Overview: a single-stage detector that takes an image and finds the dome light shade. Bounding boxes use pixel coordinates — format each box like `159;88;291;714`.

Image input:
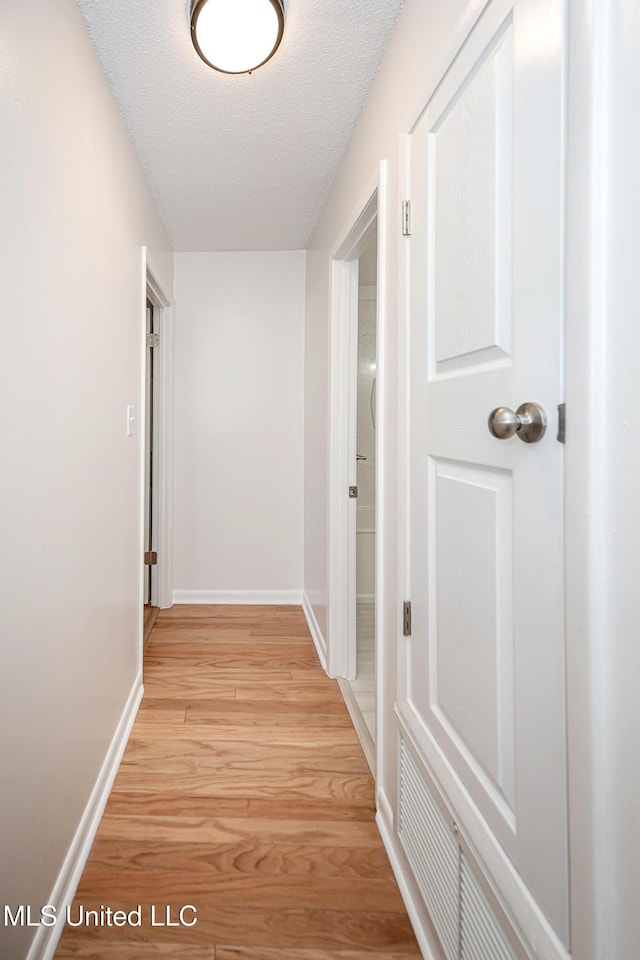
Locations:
191;0;285;75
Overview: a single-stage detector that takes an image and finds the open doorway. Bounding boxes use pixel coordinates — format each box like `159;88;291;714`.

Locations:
345;230;377;750
327;170;385;775
143;297;159;641
141;256;175;650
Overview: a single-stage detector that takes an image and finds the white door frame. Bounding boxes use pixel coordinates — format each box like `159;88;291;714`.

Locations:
328;163;387;682
139;249;174;634
564;2;640;955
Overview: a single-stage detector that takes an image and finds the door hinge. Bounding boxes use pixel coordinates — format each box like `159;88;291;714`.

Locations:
144;551;158;565
402;200;411;236
348;485;358;499
146;333;159;349
557;403;566;444
403;601;412;637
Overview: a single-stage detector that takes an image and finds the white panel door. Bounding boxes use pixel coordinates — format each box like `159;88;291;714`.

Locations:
400;0;568;942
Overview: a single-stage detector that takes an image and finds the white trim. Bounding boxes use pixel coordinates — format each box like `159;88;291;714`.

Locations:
27;677;143;960
147;255;175;610
172;589;303;605
377;783;394;829
328;256;359;679
328;167;383;682
302;590;328;671
372;159;389;801
141;249;175;616
330;172;380;261
338;678;375;774
564;3;638;954
397;129;412;661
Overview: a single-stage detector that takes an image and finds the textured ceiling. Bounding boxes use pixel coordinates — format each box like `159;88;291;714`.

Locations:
76;0;405;250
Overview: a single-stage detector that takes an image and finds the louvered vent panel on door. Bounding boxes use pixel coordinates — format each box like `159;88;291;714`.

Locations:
398;736;460;960
460;853;521;960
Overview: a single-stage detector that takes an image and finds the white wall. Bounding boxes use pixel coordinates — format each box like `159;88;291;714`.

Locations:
173;252;305;601
0;1;172;957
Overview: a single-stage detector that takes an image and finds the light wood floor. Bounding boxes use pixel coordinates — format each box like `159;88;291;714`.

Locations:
55;605;421;959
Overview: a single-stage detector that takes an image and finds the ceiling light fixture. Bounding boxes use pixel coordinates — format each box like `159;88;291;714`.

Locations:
191;0;285;75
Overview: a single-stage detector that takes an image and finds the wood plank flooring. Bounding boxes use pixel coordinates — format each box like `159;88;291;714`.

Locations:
55;605;421;959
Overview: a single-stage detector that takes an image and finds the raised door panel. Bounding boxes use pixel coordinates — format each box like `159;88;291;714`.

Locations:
432;26;512;373
429;461;515;820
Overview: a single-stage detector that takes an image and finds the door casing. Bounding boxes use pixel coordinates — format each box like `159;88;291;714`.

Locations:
139;250;174;657
327;162;389;717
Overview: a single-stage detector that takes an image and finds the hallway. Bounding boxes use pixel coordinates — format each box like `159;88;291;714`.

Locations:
55;606;421;958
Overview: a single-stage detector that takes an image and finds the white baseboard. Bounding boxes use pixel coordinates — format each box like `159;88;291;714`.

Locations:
337;678;375;775
377;784;394;828
27;675;143;960
376;800;440;960
302;591;327;671
172;589;303;605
